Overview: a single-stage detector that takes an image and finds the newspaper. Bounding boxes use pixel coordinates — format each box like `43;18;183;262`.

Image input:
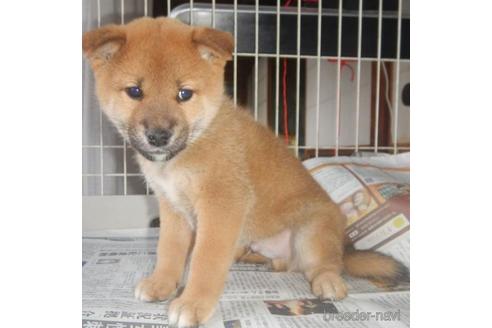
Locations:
83;153;410;328
304;153;410;268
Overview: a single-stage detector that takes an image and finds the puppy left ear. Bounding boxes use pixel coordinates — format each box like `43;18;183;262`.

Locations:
192;27;234;63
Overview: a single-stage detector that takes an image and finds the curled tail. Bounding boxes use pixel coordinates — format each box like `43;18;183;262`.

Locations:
343;248;409;286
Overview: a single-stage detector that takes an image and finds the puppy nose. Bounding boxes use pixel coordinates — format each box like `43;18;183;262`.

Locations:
145;128;172;147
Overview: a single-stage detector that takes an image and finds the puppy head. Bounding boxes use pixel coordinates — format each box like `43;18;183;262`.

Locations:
83;17;233;162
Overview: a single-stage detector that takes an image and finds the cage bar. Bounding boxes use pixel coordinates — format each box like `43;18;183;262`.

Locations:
355;0;363;153
120;0;124;24
190;0;193;25
82;146;412;176
83;145;125;149
233;0;238;106
335;0;343;157
275;0;280;136
295;0;301;157
254;0;259;120
315;0;322;157
144;0;149;194
97;0;103;195
374;0;383;153
121;0;127;195
84;173;145;177
287;146;410;151
96;0;101;26
167;0;171;16
393;0;403;154
232;52;408;62
211;0;215;28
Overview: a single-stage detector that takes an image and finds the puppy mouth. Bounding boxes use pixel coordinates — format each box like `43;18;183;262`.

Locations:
129;131;187;162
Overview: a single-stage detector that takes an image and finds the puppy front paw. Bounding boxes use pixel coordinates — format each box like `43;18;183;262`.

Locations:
311;271;347;300
134;274;178;302
168;295;217;328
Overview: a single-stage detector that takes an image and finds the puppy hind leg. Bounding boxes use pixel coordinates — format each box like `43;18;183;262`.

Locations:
294;219;347;300
235;247;288;272
271;259;289;272
238;251;272;265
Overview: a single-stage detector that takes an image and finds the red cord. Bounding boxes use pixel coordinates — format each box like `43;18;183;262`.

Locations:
327;59;355;81
281;0;328;145
281;0;294;144
280;0;355;148
284;0;295;7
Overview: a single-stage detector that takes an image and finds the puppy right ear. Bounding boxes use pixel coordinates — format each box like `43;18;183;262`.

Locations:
82;25;126;66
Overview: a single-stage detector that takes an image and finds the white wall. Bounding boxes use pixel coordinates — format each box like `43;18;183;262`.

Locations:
304;59;410;148
247;58;269;127
395;62;410;144
305;59;372;148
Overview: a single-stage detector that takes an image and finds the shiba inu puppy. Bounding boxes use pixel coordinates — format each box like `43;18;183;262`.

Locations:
83;17;408;327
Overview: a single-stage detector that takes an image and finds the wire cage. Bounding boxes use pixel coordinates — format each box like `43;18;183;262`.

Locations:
82;0;410;199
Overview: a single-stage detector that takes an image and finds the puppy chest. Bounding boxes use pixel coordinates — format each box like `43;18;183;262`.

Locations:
147;170;196;227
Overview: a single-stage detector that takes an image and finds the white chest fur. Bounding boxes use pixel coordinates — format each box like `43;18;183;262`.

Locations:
138;157;196;229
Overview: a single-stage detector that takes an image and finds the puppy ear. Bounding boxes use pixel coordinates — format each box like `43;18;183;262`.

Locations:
82;25;126;66
192;27;234;63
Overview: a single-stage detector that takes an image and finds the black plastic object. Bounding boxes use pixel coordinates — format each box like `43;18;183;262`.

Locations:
171;4;409;59
402;83;410;106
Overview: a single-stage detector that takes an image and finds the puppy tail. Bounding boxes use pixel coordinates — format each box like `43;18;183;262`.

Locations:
343;248;409;286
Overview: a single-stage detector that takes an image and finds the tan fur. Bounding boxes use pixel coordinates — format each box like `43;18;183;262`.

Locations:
83;17;408;327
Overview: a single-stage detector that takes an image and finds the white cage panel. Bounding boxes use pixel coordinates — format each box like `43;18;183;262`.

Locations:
83;0;410;197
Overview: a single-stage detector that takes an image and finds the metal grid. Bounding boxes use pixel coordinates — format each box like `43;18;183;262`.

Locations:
83;0;151;196
82;0;410;196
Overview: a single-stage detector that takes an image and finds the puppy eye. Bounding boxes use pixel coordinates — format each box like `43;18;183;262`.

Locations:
126;86;143;100
177;88;193;102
